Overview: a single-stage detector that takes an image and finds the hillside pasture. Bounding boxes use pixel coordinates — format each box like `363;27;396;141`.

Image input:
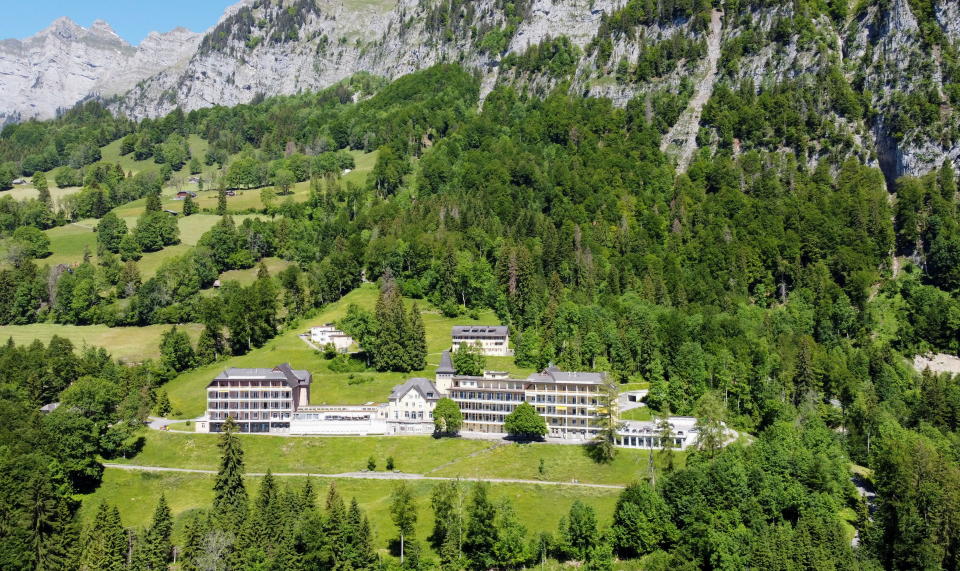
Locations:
0;322;203;363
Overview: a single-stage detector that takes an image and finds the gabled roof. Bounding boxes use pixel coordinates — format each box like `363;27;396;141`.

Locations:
452;325;508;338
437;350;456;375
390;378;441;402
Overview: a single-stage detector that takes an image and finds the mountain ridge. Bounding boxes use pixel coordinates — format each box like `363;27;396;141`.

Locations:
1;0;958;181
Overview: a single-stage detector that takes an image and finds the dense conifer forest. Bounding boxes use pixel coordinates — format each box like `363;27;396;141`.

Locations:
1;61;960;568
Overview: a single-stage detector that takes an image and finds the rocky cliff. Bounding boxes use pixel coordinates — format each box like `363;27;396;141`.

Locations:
0;18;200;125
2;0;958;181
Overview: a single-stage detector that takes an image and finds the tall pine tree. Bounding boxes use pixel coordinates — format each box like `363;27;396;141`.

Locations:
212;417;247;532
79;503;127;571
373;272;410;372
406;302;427;371
134;494;173;570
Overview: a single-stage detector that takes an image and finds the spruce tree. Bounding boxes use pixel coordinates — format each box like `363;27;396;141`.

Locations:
323;482;347;567
464;482;499;569
236;470;280;566
212;417;247;531
493;500;528;569
79;503;127;571
373;272;410;372
345;497;377;569
406;302;427;371
145;191;162;213
179;512;210;571
431;479;465;568
139;494;173;570
182;194;197;216
250;264;278;347
390;482;417;564
217;187;227;215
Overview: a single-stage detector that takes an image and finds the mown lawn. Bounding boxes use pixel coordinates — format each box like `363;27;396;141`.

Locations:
107;430;492;474
0;323;203;362
163;282;524;418
430;441;683;486
620;407;653;421
78;469;620;555
40;223;98;267
107;428;670;486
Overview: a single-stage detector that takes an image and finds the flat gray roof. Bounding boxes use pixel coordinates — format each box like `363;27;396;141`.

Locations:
452;325;508;338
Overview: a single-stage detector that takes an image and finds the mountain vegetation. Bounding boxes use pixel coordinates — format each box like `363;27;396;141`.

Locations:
0;0;958;565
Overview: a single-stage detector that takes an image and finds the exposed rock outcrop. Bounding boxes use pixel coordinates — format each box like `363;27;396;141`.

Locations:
0;18;199;125
1;0;958;181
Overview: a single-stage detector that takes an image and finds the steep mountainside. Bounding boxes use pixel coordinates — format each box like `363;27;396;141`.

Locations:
2;0;958;181
0;18;200;125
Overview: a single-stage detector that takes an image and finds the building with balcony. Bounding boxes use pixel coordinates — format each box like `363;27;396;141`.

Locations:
451;325;512;356
195;364;311;434
445;365;607;438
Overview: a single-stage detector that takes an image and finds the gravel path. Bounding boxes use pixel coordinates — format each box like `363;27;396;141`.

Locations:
103;463;626;489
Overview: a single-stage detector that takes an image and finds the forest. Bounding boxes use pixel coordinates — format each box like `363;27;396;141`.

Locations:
1;60;960;569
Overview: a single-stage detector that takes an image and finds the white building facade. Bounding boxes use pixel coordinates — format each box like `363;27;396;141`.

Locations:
451;325;512;356
196;364;310;434
310;324;354;352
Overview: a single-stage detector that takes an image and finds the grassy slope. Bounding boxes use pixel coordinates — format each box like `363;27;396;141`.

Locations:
0;323;202;362
78;470;621;552
163;282;527;418
107;430;491;473
216;256;294;286
112;430;680;487
2;184;83;203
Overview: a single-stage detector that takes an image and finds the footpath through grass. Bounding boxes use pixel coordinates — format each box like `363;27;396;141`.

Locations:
78;469;621;552
108;429;678;487
108;430;492;474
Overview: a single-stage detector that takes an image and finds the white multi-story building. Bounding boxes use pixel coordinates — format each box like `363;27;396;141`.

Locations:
385;377;441;434
310;324;354;352
451;325;512;356
446;365;607;438
196;364;311;434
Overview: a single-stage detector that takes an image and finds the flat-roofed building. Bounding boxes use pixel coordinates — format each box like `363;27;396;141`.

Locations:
525;367;606;438
196;363;310;434
310;324;354;352
616;416;700;450
445;365;607;438
447;371;527;434
290;404;388;435
451;325;512;356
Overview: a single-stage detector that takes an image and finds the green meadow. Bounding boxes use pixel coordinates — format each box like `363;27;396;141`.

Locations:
78;469;622;554
0;322;203;362
163;282;527;418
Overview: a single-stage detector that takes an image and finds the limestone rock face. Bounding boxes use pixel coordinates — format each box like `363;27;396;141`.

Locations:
0;18;199;125
1;0;959;180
